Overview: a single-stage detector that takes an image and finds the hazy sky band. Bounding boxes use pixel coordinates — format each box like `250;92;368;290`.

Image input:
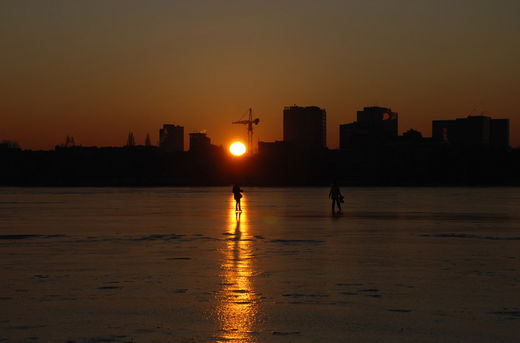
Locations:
1;0;519;149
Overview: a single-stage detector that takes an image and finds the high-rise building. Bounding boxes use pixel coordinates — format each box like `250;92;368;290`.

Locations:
189;132;211;152
490;119;510;148
340;106;398;149
283;105;326;149
432;115;509;148
159;124;184;152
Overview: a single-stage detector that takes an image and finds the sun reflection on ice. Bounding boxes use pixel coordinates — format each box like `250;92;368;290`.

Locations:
215;195;258;342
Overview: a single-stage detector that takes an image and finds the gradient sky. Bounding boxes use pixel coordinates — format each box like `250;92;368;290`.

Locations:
1;0;519;150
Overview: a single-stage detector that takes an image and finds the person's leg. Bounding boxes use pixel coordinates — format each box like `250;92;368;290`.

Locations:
337;199;342;213
238;199;241;211
332;199;336;214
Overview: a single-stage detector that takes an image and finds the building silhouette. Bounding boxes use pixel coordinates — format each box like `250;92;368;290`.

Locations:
432;115;509;148
340;106;398;149
283;105;326;149
159;124;184;152
258;140;286;154
189;131;211;152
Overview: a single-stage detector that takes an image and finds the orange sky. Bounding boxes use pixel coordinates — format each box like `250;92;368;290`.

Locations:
1;1;519;150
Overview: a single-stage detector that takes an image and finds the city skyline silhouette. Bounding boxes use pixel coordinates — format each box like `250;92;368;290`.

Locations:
1;104;515;151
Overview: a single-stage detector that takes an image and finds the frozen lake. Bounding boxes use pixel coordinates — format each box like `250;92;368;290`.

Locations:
1;187;519;342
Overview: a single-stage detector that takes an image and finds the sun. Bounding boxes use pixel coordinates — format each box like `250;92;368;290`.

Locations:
230;142;246;156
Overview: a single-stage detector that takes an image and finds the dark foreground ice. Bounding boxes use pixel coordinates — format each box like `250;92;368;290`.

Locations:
1;187;519;342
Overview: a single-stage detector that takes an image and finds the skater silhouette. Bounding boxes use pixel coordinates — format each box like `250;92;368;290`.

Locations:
232;184;244;212
329;181;343;216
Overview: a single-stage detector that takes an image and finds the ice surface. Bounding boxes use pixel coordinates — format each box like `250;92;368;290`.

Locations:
1;187;519;342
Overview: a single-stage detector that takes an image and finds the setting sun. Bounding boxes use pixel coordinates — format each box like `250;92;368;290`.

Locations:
229;142;246;156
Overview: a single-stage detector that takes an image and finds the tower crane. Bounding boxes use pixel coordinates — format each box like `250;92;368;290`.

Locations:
232;108;260;153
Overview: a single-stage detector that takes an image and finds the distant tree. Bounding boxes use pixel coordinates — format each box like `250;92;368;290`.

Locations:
55;136;76;149
403;129;423;141
60;136;76;148
127;132;136;147
145;133;151;147
1;140;20;150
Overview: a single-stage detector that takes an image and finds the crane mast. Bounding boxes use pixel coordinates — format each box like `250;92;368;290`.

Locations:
232;108;260;153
